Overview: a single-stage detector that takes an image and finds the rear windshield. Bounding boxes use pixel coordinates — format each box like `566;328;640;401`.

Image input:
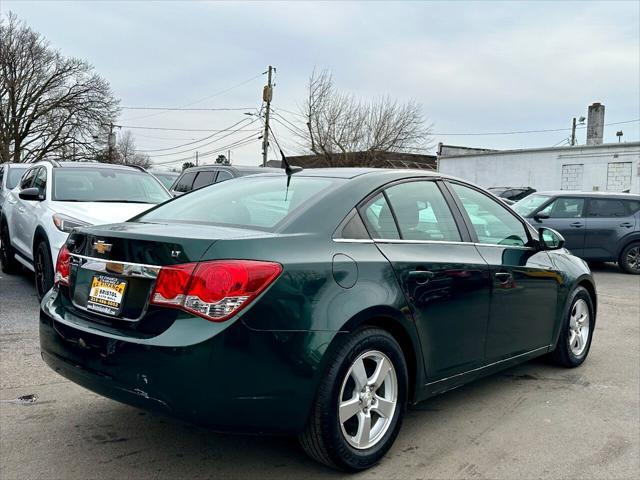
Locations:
137;176;337;230
53;168;171;203
7;166;29;189
513;194;551;216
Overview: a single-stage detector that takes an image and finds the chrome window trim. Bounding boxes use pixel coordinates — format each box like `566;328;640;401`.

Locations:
332;238;375;244
365;238;534;250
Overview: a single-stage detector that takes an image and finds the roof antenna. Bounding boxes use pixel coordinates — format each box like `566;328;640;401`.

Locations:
266;123;303;199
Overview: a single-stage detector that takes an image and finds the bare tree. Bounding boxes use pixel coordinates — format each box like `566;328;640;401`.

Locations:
97;129;150;168
0;12;119;163
297;69;432;166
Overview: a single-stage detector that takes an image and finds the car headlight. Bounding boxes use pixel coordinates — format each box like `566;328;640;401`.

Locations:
52;213;90;233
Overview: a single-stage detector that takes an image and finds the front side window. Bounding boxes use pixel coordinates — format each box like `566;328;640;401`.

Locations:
538;197;584;218
33;167;47;194
385;181;461;241
587;198;627;218
19;168;37;190
173;172;197;193
53;168;170;203
451;183;529;247
138;176;337;230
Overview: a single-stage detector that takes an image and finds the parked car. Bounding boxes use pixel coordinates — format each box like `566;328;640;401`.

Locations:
0;162;30;213
40;168;596;471
488;186;536;202
169;164;282;195
513;191;640;274
0;160;172;299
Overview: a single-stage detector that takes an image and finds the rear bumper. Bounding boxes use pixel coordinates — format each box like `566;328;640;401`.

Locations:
40;290;339;434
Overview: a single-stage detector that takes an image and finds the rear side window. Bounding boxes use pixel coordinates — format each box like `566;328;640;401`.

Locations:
173;171;197;193
361;193;400;239
539;197;584;218
385;181;461;241
192;170;217;190
138;176;336;230
451;183;529;247
587;199;627;217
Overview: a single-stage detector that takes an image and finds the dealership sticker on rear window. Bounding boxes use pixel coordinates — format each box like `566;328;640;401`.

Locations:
87;274;127;316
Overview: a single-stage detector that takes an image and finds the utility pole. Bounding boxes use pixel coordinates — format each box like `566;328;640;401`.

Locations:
570;117;577;146
107;122;116;162
195;151;199;166
228;150;231;164
262;65;274;167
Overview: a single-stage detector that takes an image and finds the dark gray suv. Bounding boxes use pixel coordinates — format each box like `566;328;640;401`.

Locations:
514;192;640;274
169;165;281;196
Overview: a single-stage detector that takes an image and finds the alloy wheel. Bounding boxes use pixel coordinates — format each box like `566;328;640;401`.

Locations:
338;350;397;450
626;246;640;273
35;246;46;297
568;298;590;356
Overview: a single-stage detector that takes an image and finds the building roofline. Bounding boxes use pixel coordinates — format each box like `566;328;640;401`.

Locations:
438;141;640;159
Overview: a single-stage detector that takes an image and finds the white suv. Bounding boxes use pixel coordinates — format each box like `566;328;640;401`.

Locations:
0;160;171;299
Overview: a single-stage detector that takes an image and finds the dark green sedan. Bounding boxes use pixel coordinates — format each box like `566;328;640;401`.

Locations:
40;168;596;471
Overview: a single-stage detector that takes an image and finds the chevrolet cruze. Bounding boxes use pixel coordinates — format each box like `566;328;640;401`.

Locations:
39;168;596;471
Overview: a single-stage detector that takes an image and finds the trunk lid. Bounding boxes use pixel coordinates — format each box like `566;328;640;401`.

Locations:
64;221;276;325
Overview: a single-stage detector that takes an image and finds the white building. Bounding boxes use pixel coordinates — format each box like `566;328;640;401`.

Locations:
438;141;640;194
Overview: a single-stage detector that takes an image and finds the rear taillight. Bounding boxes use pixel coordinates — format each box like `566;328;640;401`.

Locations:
54;245;71;286
150;260;282;322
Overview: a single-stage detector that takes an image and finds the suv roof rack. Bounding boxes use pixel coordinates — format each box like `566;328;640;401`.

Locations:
38;158;61;167
123;164;147;172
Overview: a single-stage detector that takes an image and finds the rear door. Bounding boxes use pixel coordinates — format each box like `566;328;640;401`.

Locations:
584;197;635;260
532;196;587;256
447;182;560;361
360;179;492;380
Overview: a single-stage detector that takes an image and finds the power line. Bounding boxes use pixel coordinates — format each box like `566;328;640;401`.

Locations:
122;106;254;111
120;125;256;132
145;118;261;158
121;71;266;121
151;133;262;165
272;112;307;136
135;117;255;153
432;119;640;136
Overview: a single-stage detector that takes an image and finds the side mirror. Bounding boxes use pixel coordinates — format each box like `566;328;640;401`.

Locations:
533;211;550;222
538;227;565;250
19;187;44;201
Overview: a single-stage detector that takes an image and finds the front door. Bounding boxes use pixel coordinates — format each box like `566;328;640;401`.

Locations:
447;182;561;361
360;180;492;380
531;196;587;256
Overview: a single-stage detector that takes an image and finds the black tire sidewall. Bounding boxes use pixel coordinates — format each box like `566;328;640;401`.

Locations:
619;241;640;275
321;328;408;471
556;287;595;367
35;239;53;300
0;220;19;273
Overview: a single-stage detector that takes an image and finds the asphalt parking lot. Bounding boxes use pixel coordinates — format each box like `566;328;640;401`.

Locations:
1;264;638;479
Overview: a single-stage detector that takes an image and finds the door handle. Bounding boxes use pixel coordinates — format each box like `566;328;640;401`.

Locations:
408;270;435;285
620;222;634;228
570;222;584;228
495;271;512;283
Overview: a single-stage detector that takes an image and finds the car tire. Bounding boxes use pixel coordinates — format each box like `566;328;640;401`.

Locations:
0;220;20;274
34;238;54;300
549;287;595;368
618;241;640;275
299;327;408;472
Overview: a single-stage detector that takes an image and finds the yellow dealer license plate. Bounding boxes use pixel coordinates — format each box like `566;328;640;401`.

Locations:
87;274;128;316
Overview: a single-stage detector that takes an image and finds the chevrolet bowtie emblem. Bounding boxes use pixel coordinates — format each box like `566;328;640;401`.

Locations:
92;240;112;254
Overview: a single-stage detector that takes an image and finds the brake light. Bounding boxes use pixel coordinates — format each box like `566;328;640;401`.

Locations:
54;245;71;286
150;260;282;322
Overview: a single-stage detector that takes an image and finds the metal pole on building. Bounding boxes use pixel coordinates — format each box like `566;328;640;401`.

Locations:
570;117;577;146
262;66;274;167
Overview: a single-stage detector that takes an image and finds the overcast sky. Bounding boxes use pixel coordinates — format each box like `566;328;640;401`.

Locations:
4;0;639;167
